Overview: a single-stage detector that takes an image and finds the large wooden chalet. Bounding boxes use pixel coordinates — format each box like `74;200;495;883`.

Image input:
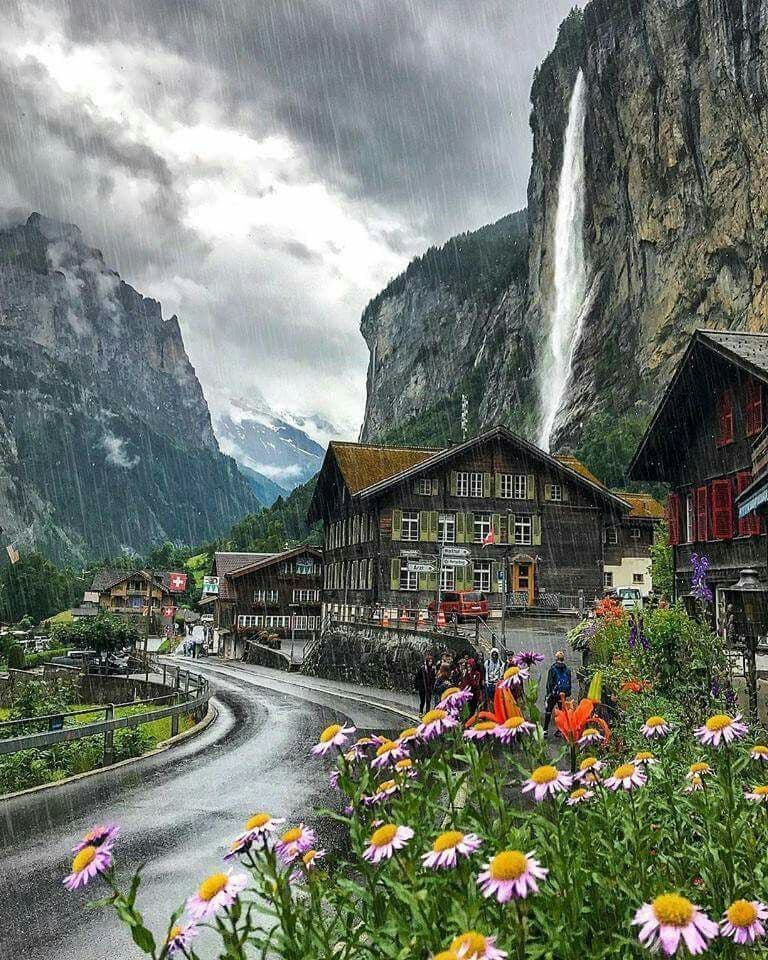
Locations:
307;426;635;621
630;329;768;621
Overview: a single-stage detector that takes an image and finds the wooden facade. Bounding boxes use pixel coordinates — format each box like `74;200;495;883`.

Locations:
308;427;633;619
603;494;664;597
630;330;768;616
87;569;172;616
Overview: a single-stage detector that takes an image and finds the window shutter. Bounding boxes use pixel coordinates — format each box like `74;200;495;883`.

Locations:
695;485;708;541
717;390;734;446
412;481;420;495
494;473;502;498
424;569;438;591
450;472;458;496
532;514;542;546
736;471;761;536
456;512;466;543
430;510;438;541
483;473;492;498
419;510;430;541
466;512;475;540
390;558;401;591
500;515;508;544
544;483;552;501
459;564;472;591
492;561;502;593
561;485;570;502
492;513;501;540
508;513;516;544
527;475;535;500
710;480;734;541
391;509;402;541
432;479;440;496
746;378;764;437
667;493;681;545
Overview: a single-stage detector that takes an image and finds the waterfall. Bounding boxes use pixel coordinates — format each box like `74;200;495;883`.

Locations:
537;69;588;452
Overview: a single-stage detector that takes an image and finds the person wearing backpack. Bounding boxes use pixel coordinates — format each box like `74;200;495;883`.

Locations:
544;650;572;734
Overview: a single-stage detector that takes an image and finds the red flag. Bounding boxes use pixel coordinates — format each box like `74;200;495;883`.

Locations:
168;572;187;592
482;529;496;548
162;605;177;619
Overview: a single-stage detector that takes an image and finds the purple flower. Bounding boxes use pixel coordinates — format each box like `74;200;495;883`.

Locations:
690;554;713;604
513;651;545;667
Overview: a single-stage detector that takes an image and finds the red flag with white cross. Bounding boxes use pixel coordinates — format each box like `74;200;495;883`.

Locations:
168;572;187;592
162;606;177;619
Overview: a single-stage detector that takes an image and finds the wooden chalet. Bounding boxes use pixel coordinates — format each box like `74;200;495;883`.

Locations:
85;569;173;617
307;426;634;621
630;329;768;621
604;492;665;597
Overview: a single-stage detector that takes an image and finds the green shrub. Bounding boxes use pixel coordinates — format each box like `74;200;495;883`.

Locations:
6;644;25;670
51;613;140;655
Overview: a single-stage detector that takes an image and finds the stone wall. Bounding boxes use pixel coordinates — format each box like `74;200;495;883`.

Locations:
243;641;292;672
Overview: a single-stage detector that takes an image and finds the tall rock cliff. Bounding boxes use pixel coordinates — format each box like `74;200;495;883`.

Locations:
0;213;259;562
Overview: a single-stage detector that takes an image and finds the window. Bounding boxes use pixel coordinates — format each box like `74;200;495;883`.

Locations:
368;559;374;589
254;589;279;603
606;526;618;545
351;561;358;589
296;559;317;576
438;512;456;543
499;474;527;499
399;560;418;591
474;512;491;543
401;510;420;541
630;527;641;540
456;471;483;497
711;479;734;541
549;483;563;502
685;493;695;543
514;475;528;500
292;589;320;603
514;515;532;545
717;389;734;446
633;573;645;584
604;572;614;588
746;378;764;437
737;471;761;536
668;493;681;545
440;566;455;591
416;478;436;495
473;560;491;592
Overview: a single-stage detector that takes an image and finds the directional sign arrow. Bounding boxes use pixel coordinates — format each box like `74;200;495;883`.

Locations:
442;546;471;558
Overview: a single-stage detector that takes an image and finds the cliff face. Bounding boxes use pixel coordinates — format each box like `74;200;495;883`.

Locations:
0;213;259;562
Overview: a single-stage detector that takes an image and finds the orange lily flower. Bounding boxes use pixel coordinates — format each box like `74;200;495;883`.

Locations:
466;685;523;727
620;679;652;694
553;696;611;744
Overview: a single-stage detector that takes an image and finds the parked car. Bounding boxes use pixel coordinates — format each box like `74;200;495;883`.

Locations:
427;591;489;623
615;587;643;609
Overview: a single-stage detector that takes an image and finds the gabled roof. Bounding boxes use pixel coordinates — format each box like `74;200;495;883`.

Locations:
212;552;275;600
329;441;438;495
90;569;172;593
554;455;603;487
612;491;666;520
226;545;322;579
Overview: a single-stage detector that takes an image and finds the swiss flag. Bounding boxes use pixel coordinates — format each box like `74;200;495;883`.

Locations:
169;572;188;592
162;605;177;619
482;529;496;547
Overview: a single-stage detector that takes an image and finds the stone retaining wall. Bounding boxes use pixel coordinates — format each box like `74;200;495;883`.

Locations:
243;642;292;672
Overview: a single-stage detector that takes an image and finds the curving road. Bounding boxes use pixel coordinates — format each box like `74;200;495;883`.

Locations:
0;661;407;960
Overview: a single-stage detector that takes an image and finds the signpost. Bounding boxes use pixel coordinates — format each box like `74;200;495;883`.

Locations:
442;546;470;558
406;562;436;574
442;557;469;568
202;576;220;596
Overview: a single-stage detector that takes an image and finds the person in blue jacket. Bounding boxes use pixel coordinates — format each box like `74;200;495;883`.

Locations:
544;650;572;734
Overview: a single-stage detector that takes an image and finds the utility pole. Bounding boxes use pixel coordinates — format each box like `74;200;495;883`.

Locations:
144;568;154;682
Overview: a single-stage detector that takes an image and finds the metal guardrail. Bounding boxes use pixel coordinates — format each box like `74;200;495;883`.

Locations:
0;664;208;766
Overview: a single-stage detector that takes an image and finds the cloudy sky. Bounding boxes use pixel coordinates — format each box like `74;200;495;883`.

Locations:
1;0;579;438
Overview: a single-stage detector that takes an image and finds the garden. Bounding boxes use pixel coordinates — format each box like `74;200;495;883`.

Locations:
62;577;768;959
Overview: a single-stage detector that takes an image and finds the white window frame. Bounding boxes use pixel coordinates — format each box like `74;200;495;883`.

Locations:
440;566;455;591
550;483;563;502
254;589;279;604
292;589;320;603
473;560;491;592
401;509;420;541
499;474;514;498
438;512;456;543
456;472;470;497
474;512;492;543
633;573;645;584
351;560;358;589
686;493;695;543
513;475;528;500
399;560;418;591
416;478;433;495
630;527;641;541
469;472;483;497
604;572;614;588
514;515;532;545
607;526;618;545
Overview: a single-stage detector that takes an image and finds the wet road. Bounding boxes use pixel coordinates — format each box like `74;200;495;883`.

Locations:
1;661;406;960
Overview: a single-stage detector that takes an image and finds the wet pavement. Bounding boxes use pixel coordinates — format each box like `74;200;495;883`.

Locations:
1;661;405;960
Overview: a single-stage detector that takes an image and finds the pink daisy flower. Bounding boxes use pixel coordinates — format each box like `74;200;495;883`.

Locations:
633;894;718;955
745;785;768;803
438;687;474;711
567;787;594;805
166;922;198;957
63;844;114;891
684;775;705;794
241;812;285;845
362;823;414;863
477;850;548;902
577;727;605;747
364;778;400;805
223;834;255;862
275;824;316;864
494;716;536;744
290;848;326;882
186;870;248;922
686;763;713;781
641;716;672;739
498;665;529;690
394;757;417;778
344;737;376;762
720;899;768;944
72;824;119;854
604;762;647;792
464;721;498;741
694;714;748;748
513;651;545;667
371;739;409;768
397;726;419;745
449;931;508;960
312;722;356;756
421;830;482;869
634;751;658;767
575;756;604;782
750;745;768;763
522;765;572;802
418;708;459;740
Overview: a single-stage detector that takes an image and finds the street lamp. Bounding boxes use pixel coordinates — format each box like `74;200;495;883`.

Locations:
724;568;768;723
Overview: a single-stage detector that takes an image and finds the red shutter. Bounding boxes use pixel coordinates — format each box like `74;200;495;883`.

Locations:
746;378;764;437
696;485;709;541
736;470;761;536
717;390;734;446
711;478;734;540
667;493;681;546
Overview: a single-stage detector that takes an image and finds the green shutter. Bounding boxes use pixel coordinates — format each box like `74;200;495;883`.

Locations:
527;475;535;500
492;561;502;593
509;513;517;544
457;563;470;591
450;471;458;496
492;513;501;540
483;473;492;498
533;514;542;546
432;479;440;496
421;569;438;591
466;512;475;544
413;481;420;495
562;485;570;502
419;510;430;541
390;558;401;590
392;508;402;540
430;510;438;541
456;512;466;543
500;515;509;544
543;483;551;501
494;473;502;498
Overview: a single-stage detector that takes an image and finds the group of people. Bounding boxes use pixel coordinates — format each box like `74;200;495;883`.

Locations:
414;646;573;733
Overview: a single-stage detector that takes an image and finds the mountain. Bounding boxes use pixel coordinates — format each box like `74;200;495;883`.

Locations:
236;464;288;507
213;395;328;489
360;0;768;463
0;213;260;563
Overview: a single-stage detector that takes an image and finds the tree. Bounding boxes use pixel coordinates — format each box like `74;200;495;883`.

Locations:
51;613;140;655
0;552;86;625
650;526;674;598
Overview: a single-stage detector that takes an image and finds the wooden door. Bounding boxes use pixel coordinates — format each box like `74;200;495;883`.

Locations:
512;562;534;607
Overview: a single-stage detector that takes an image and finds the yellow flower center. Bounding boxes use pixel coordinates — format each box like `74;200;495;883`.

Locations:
281;828;302;844
376;740;396;756
530;764;558;785
72;846;97;873
302;850;318;866
422;709;447;724
370;823;398;847
395;758;413;771
570;788;588;800
705;714;733;732
399;727;417;740
451;932;487;957
471;721;497;732
652;894;695;926
488;850;528;880
646;716;665;727
579;757;598;771
689;775;703;787
379;779;397;792
503;716;526;729
613;764;636;780
503;666;521;679
433;830;464;852
635;752;654;762
582;727;599;737
727;900;758;928
168;926;183;942
245;813;270;830
753;745;768;755
752;785;768;796
198;873;228;902
442;687;460;698
433;953;459;960
689;763;710;775
319;723;342;743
